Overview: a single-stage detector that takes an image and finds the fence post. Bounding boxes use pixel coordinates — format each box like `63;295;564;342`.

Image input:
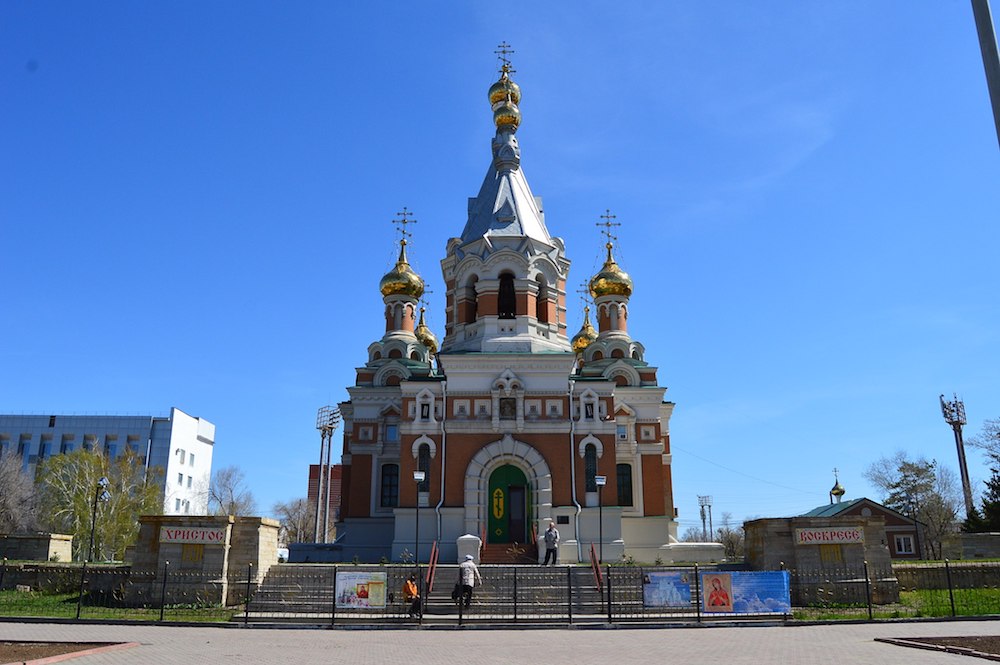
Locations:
606;565;613;624
158;561;169;622
694;564;701;624
330;566;338;626
863;560;873;621
243;563;253;626
512;567;518;623
945;559;956;617
75;562;87;620
566;565;573;625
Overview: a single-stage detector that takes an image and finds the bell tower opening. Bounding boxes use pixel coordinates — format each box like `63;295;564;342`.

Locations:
498;273;516;319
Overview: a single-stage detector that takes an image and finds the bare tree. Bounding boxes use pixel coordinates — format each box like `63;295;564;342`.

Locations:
968;418;1000;456
680;526;706;542
864;451;962;559
0;449;37;533
715;512;745;561
271;498;315;544
209;466;257;516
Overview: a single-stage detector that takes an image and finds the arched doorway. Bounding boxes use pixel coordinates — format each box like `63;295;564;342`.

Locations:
488;464;529;544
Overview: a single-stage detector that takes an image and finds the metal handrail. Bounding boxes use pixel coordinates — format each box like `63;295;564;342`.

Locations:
589;543;603;591
425;541;439;593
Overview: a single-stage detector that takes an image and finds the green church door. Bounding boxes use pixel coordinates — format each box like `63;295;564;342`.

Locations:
488;464;529;544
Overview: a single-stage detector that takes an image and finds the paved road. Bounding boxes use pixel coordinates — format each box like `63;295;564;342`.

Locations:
2;619;1000;664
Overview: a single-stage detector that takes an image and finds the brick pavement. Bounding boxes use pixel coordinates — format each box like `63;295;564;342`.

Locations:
2;620;999;664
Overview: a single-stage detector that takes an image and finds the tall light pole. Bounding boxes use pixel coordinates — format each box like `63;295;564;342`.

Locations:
314;406;341;543
413;470;425;568
698;495;713;541
971;0;1000;150
87;477;110;562
595;475;606;562
940;394;975;520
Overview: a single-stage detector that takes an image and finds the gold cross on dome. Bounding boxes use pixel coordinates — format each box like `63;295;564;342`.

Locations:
575;281;592;308
596;209;621;245
495;41;515;74
392;206;418;245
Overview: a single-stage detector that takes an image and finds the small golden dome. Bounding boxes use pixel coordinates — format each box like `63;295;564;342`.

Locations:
493;100;521;130
830;481;846;497
415;307;438;355
589;243;633;298
379;240;425;298
488;74;521;106
571;306;598;354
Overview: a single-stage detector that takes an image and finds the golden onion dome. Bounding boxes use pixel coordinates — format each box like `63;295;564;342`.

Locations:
493;99;521;131
589;243;633;298
571;306;598;354
379;240;425;298
414;307;438;355
830;480;846;498
488;74;521;106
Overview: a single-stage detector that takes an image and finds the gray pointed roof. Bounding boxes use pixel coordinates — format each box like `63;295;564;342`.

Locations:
459;134;552;244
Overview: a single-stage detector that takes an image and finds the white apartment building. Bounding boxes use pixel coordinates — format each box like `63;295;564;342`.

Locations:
0;407;214;515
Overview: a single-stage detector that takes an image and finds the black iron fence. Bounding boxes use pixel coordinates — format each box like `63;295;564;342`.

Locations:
2;560;1000;625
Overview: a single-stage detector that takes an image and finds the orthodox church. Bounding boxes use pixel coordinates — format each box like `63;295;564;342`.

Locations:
336;56;688;564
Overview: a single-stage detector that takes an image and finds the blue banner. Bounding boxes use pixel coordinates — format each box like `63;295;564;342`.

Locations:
642;571;693;607
701;571;790;614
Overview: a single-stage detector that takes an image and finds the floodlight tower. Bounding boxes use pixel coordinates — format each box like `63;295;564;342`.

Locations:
698;495;713;541
940;394;974;520
315;405;342;543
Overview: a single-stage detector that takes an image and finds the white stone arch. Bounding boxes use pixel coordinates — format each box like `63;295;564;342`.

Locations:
605;361;641;387
373;362;409;387
492;368;523;394
463;434;554;535
482;248;530;279
577;433;604;458
410;434;436;458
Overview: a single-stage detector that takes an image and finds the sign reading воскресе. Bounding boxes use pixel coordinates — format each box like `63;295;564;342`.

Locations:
159;527;227;545
794;527;865;545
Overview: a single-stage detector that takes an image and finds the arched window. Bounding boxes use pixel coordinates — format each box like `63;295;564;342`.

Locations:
585;443;598;492
535;275;549;323
465;275;479;324
498;273;516;319
417;444;431;492
388;349;403;359
380;464;399;507
616;464;633;506
611;349;625;359
410;351;421;361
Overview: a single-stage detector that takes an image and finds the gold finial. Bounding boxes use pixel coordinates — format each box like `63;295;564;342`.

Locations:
380;207;424;298
392;206;418;248
597;209;620;248
571;304;598;353
589;209;633;299
495;41;516;75
415;304;438;355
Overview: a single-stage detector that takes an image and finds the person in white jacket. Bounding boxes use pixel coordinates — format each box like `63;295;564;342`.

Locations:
457;554;482;608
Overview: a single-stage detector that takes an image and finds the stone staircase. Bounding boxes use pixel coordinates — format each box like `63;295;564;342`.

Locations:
244;563;607;623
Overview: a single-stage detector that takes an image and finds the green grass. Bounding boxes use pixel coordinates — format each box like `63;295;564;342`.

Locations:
0;590;236;622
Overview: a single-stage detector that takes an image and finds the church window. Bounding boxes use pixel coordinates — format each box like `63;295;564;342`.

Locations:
385;424;399;442
616;464;633;506
498;273;516;319
411;351;421;361
380;464;399;507
617;425;628;441
614;375;629;387
611;349;624;359
535;275;549;323
584;403;594;419
465;275;479;324
420;403;430;420
584;444;598;492
373;351;382;360
632;350;640;360
417;444;431;492
499;397;516;420
592;351;603;361
389;349;403;359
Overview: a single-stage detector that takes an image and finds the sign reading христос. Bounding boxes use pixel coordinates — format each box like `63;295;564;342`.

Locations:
794;527;865;545
158;527;227;545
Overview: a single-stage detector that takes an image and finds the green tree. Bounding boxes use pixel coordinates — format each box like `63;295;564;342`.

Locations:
965;418;1000;532
35;448;163;561
864;451;961;559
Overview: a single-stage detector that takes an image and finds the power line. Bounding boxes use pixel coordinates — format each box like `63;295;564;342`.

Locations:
673;444;814;495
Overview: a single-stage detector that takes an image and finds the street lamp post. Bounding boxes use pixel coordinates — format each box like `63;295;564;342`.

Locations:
87;477;111;563
413;470;425;568
595;475;606;563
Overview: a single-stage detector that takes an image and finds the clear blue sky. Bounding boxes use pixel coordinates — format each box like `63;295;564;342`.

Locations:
3;2;998;535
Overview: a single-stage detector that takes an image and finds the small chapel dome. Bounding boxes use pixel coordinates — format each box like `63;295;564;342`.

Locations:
830;480;846;498
571;306;598;354
589;243;633;298
414;307;438;355
488;73;521;106
379;240;425;298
